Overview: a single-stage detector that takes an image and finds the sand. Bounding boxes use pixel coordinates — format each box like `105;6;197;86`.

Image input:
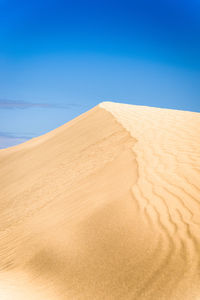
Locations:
0;102;200;299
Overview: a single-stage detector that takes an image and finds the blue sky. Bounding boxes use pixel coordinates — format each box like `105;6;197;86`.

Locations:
0;0;200;148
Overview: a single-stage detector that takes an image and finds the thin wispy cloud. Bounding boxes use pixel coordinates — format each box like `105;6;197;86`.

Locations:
0;131;34;149
0;131;34;140
0;99;85;110
0;98;89;149
0;99;51;109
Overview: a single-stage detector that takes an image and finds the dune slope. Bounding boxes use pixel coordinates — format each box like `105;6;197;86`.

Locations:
0;102;200;299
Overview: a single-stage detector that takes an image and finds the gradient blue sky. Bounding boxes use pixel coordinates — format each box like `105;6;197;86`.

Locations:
0;0;200;148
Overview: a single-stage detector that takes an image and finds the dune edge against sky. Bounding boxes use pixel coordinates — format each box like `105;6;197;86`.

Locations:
0;102;200;299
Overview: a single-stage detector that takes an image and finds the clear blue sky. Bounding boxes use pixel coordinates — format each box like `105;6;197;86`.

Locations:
0;0;199;148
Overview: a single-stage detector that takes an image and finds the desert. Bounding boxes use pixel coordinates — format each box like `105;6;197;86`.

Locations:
0;102;200;299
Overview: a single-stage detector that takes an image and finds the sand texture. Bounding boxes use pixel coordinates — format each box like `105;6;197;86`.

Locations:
0;102;200;299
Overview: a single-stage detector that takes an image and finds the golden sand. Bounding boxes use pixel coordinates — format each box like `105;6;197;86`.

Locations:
0;102;200;299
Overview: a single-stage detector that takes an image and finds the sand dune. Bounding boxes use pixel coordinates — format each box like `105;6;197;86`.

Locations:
0;102;200;299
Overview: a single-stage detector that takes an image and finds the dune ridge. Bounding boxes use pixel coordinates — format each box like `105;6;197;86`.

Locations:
100;102;200;299
0;102;200;299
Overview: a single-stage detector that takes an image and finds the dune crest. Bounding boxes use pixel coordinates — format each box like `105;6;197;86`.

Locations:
0;102;200;299
100;102;200;299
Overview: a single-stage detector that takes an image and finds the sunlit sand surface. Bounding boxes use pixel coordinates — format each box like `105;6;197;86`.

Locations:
0;102;200;299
